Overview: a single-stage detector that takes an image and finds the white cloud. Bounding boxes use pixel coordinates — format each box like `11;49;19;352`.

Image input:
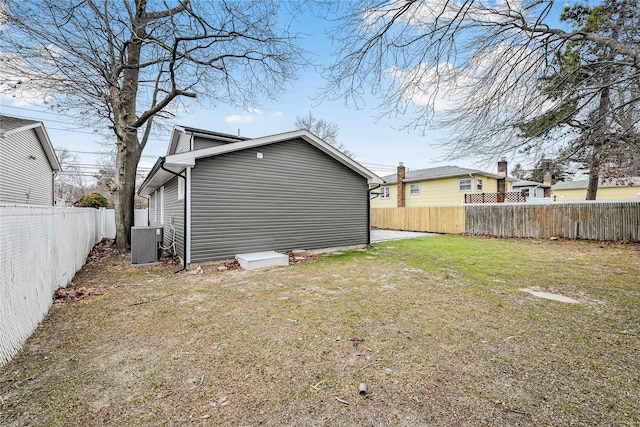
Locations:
224;113;255;124
224;107;280;124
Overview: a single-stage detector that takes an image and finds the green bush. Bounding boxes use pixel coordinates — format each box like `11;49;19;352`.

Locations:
77;193;108;209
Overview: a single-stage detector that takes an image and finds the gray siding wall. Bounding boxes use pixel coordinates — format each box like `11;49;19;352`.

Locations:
193;136;234;151
0;129;53;205
161;176;185;259
190;138;369;262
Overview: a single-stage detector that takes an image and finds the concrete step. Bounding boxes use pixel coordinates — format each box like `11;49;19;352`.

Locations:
235;251;289;271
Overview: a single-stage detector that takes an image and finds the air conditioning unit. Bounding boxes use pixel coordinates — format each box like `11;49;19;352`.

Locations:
131;226;163;265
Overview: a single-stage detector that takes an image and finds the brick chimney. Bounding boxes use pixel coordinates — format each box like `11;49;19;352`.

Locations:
497;157;507;194
543;172;552;198
397;162;406;208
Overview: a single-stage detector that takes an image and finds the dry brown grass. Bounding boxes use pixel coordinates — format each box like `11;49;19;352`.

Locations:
1;235;639;426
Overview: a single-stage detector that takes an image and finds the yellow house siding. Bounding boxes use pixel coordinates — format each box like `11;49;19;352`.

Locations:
372;174;505;208
406;177;465;206
371;183;398;208
553;186;640;201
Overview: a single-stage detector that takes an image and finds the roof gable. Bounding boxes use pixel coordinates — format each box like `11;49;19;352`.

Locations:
140;128;383;195
166;125;249;155
0;114;61;171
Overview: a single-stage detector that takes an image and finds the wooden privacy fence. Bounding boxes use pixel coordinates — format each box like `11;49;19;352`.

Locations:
370;206;466;234
466;201;640;241
372;201;640;241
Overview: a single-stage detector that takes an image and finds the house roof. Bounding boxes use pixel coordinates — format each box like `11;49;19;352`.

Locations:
380;165;511;184
0;114;61;172
513;179;551;188
139;128;383;196
166;125;249;155
552;177;640;190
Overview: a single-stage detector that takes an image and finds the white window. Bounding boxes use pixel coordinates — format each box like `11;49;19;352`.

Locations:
476;178;483;191
379;186;390;199
153;192;158;223
459;178;472;191
410;183;420;195
178;176;185;200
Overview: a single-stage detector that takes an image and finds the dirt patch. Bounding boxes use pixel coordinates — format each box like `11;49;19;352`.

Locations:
2;236;639;426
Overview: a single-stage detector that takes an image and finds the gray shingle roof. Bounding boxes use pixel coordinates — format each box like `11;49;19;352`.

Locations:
381;165;505;184
513;179;550;188
552;177;640;190
0;115;41;132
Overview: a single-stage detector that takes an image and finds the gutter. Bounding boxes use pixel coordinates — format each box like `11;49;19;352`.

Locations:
367;183;382;246
159;157;188;273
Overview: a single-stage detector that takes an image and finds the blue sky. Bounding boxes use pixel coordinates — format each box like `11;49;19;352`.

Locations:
1;3;513;178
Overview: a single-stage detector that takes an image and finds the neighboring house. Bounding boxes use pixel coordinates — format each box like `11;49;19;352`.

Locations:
371;163;514;208
512;177;552;200
139;126;383;265
0;115;61;206
552;178;640;201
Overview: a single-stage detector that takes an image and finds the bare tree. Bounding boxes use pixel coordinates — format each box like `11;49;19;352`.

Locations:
54;149;92;204
321;1;640;169
518;1;640;198
294;111;355;158
0;0;304;250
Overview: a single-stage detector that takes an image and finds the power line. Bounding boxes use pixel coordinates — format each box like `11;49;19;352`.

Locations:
3;108;171;142
55;148;163;159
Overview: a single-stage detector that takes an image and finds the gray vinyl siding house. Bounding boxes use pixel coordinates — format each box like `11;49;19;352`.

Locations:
140;126;382;266
0;115;61;206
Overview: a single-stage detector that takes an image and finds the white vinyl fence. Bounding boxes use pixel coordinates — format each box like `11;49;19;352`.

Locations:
0;205;104;366
102;208;148;238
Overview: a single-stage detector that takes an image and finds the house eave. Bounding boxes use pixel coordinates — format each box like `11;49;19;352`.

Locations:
383;172;514;185
138;158;188;196
166;129;384;185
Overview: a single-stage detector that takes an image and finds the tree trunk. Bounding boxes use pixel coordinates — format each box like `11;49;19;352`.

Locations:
113;130;142;251
585;154;601;200
113;2;146;251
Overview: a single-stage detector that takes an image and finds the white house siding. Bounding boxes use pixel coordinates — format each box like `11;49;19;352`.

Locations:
0;128;53;205
149;192;156;226
189;138;369;262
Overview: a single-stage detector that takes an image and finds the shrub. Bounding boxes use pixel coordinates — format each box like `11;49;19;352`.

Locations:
77;193;108;209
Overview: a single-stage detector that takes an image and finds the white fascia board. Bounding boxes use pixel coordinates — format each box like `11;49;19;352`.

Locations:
165;129;384;184
34;125;61;172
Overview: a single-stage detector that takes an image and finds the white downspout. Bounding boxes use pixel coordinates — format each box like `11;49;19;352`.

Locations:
186;166;192;265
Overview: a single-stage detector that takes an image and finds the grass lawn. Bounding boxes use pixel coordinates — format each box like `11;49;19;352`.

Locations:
1;235;639;426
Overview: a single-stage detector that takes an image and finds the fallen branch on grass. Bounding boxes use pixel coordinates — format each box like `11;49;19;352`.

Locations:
359;360;383;371
335;397;350;405
129;293;175;306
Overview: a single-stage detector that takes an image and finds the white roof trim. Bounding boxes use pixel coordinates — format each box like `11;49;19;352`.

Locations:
164;129;383;184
